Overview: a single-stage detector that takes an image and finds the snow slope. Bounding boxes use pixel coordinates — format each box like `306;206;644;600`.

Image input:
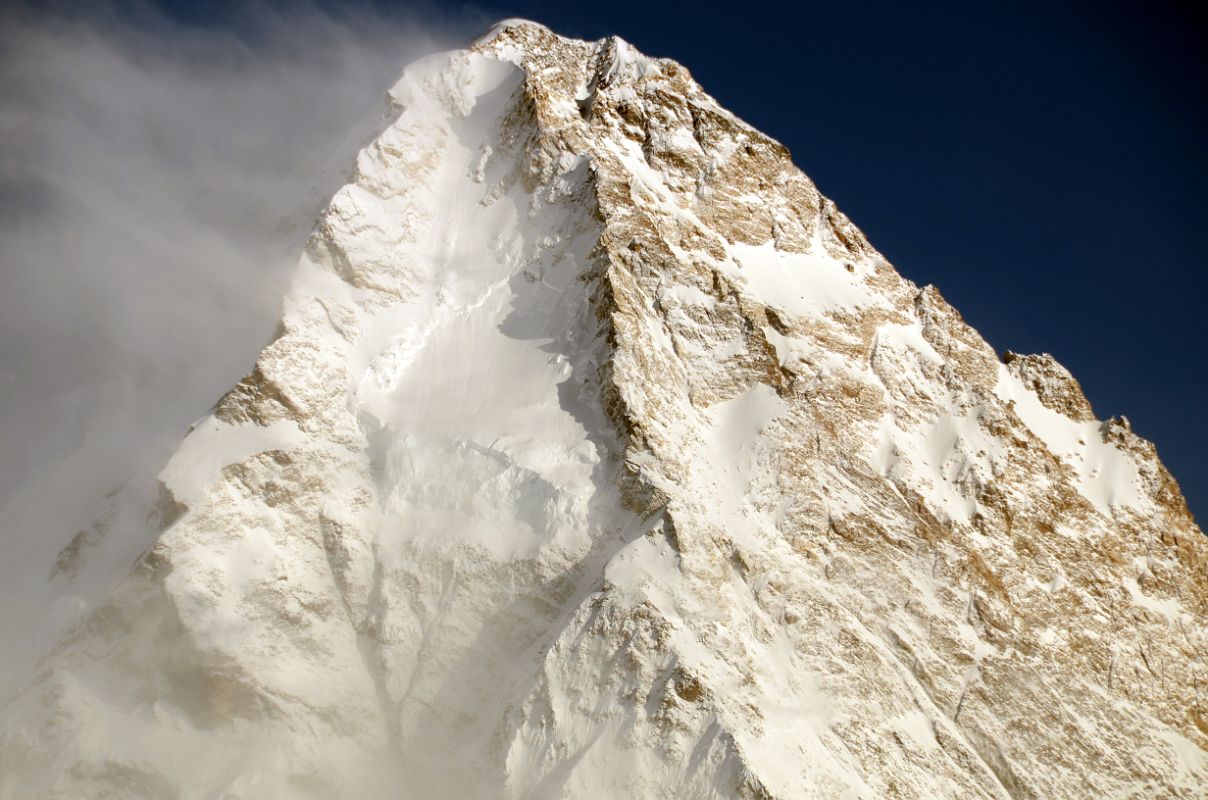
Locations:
2;20;1206;800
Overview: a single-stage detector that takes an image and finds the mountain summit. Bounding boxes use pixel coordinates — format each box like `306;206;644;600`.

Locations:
2;20;1205;799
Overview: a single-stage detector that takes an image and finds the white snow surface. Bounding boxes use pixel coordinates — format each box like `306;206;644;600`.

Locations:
994;365;1144;513
1;20;1204;800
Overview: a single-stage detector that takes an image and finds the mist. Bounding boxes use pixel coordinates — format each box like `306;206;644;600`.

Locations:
0;2;469;688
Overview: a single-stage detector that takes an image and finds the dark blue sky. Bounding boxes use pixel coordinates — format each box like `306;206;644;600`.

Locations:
128;0;1208;520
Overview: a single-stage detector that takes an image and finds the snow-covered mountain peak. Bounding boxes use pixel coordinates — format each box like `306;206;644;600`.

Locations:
2;24;1205;800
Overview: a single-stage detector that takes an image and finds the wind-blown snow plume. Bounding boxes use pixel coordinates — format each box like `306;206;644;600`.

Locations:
0;3;460;690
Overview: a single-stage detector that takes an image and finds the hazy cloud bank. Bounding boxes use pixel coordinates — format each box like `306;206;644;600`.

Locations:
0;0;470;686
0;2;464;508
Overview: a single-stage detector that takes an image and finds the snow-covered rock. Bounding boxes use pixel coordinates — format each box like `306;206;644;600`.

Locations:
2;20;1205;799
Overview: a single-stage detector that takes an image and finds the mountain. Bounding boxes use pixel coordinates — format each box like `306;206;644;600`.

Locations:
2;20;1205;799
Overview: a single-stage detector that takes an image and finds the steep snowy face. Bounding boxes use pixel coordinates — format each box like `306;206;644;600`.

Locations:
3;20;1206;800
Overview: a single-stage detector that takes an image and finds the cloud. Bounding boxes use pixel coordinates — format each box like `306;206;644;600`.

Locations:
0;0;471;689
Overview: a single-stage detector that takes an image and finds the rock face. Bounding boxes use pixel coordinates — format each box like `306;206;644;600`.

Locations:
2;20;1206;800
